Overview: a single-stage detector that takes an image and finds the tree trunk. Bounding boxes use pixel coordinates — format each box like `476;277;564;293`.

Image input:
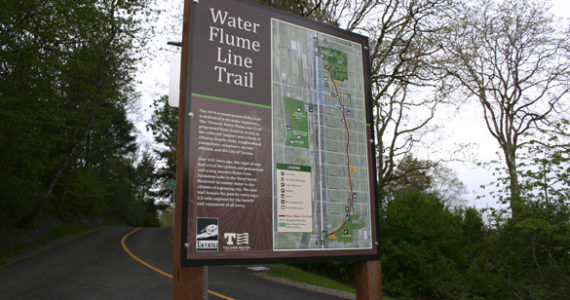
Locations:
504;147;522;218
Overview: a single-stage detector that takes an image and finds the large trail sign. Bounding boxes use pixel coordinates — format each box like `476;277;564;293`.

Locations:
181;0;379;266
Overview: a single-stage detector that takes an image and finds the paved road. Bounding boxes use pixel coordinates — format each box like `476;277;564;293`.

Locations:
0;227;348;299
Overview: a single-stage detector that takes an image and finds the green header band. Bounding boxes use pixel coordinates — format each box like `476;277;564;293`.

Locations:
192;93;271;109
276;163;312;172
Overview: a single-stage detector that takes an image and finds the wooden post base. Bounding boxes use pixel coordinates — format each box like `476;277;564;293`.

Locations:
173;266;203;300
355;260;382;300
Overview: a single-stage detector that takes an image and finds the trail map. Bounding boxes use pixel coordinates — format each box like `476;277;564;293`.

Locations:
271;19;373;251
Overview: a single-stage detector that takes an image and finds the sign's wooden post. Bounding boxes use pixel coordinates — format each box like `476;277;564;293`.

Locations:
173;0;203;299
355;260;382;300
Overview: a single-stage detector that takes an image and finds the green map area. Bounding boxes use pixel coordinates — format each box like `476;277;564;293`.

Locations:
319;46;348;82
334;215;365;243
283;96;309;148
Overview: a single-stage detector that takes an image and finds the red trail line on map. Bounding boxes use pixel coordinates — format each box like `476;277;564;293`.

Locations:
316;37;354;237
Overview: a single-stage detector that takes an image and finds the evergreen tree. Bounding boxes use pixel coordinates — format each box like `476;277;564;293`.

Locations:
147;95;178;201
0;0;155;227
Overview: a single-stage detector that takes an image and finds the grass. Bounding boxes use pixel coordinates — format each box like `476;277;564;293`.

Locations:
266;264;356;294
0;223;101;266
44;224;101;240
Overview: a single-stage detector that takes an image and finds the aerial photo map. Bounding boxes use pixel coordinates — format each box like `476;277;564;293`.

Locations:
271;19;373;251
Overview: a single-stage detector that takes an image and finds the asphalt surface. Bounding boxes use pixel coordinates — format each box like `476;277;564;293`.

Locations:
0;227;348;300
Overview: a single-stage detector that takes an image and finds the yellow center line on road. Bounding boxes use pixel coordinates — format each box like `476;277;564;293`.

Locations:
121;227;235;300
121;228;173;279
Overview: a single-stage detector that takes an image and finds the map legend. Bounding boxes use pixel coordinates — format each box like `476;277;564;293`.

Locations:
276;164;312;232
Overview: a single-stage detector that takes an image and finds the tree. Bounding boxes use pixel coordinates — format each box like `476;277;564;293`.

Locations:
363;0;456;205
483;199;570;299
147;95;178;201
381;190;487;298
387;155;466;206
133;152;163;226
0;0;156;227
0;0;78;226
429;163;467;207
388;156;433;194
441;0;570;217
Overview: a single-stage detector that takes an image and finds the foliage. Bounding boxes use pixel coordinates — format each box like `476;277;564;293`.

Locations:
484;136;570;298
379;139;569;299
484;199;570;299
382;188;569;299
381;190;485;299
146;95;178;201
158;205;174;229
297;187;568;299
0;223;101;265
134;152;165;225
387;155;466;206
520;137;570;206
289;190;569;300
0;0;158;228
388;156;434;194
